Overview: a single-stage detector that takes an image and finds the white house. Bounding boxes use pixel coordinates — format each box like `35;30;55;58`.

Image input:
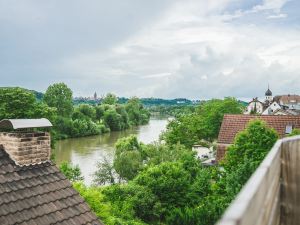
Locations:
245;87;300;115
245;98;265;114
262;101;281;115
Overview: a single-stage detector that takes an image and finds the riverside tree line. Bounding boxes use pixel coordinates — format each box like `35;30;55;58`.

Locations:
0;83;150;140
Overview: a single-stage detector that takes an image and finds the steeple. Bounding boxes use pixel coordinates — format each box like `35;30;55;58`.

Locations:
265;84;273;102
94;92;97;100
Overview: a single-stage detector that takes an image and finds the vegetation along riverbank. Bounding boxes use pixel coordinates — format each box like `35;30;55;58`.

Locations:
0;83;151;143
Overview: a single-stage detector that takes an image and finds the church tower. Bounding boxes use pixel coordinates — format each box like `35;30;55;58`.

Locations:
265;85;273;102
94;92;97;100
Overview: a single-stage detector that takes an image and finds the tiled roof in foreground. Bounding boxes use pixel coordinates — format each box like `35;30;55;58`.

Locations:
0;148;103;225
218;114;300;144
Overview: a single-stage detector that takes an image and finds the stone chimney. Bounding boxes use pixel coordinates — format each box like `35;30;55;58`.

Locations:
0;119;53;166
0;132;51;165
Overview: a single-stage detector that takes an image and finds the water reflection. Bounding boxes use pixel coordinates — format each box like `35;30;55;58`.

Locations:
53;117;169;185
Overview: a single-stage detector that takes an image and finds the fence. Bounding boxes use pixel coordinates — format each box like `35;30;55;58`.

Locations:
217;136;300;225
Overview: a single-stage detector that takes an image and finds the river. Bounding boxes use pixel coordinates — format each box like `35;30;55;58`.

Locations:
53;117;170;185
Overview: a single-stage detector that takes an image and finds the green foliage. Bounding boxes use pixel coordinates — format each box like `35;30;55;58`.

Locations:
114;136;143;181
102;93;118;105
77;104;96;120
135;162;192;209
93;158;117;185
73;182;114;223
126;97;150;126
95;105;105;122
288;128;300;137
0;87;56;120
223;119;278;173
84;119;278;225
59;161;84;182
104;109;123;131
43;83;73;117
148;105;196;117
162;97;244;148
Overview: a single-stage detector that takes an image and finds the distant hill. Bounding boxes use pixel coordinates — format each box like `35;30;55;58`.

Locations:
74;97;199;106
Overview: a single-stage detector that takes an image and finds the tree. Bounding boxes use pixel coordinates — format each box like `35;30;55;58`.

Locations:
134;162;192;222
43;83;73;117
113;135;143;180
77;104;96;120
223;119;278;173
0;87;56;121
126;97;150;126
103;109;122;131
93;157;116;185
95;105;105;122
162;98;243;147
59;161;84;182
102;93;118;105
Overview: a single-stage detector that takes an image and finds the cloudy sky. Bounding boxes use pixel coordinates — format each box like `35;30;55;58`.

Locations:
1;0;300;99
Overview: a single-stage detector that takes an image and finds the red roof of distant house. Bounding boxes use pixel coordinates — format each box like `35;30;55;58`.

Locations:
274;95;300;105
218;114;300;144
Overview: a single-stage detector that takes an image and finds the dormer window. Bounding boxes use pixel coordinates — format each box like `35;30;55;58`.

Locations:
285;125;293;134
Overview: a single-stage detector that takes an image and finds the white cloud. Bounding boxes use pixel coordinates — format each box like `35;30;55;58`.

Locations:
267;13;287;19
1;0;299;98
252;0;289;13
60;0;299;98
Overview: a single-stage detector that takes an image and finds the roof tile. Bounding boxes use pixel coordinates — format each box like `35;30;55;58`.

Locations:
0;148;103;225
218;114;300;144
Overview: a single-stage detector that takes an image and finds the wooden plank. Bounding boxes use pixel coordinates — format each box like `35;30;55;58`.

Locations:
217;140;283;225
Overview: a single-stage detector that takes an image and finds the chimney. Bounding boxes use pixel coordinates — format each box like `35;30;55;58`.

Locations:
0;119;52;166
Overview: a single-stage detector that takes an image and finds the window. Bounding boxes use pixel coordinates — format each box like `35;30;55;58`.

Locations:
285;125;293;134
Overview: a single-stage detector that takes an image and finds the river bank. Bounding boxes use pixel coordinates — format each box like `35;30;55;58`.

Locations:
53;117;170;184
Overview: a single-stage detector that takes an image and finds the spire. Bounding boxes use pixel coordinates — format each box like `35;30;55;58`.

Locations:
265;84;272;97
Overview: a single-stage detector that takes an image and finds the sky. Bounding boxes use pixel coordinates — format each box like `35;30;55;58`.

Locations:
0;0;300;99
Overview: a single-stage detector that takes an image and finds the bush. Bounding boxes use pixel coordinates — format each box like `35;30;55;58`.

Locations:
59;161;84;182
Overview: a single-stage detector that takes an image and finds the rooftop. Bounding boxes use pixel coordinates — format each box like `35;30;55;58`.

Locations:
0;147;102;225
218;114;300;144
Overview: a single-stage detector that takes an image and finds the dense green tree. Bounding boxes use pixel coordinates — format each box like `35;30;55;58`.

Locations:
113;135;143;180
93;158;116;185
59;161;84;182
0;87;56;120
116;104;130;129
103;109;122;131
223;119;278;173
126;97;150;126
134;162;192;210
162;97;243;148
77;104;96;120
222;119;278;198
95;105;105;122
43;83;73;117
102;93;118;105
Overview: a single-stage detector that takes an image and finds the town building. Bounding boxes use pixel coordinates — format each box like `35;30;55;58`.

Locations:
216;114;300;161
244;98;265;114
0;119;103;225
245;87;300;115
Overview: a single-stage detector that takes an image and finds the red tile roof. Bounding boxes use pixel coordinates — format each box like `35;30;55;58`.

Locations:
274;95;300;105
218;114;300;144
